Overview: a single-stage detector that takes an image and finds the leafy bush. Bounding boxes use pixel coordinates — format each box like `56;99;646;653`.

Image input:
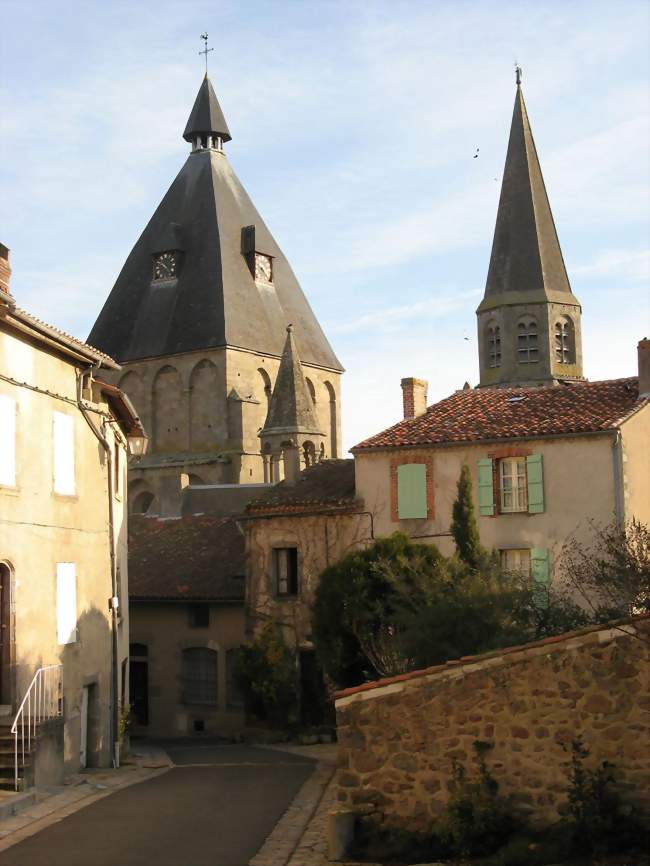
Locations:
349;819;450;864
234;622;296;727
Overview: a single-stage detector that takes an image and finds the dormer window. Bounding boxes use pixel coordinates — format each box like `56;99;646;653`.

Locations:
254;253;273;283
152;252;179;282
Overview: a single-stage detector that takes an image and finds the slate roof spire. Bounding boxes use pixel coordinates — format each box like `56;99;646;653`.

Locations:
183;75;231;144
262;325;322;435
481;73;573;302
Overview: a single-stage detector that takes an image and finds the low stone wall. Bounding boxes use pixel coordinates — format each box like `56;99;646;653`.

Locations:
334;617;650;831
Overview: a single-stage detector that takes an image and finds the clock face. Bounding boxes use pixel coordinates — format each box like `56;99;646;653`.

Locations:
153;252;177;281
254;253;272;283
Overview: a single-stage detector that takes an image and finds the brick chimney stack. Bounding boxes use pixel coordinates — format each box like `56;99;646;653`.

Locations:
638;338;650;398
0;244;12;297
401;377;428;420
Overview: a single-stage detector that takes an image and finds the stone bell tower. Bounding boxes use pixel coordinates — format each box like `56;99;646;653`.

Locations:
477;69;583;388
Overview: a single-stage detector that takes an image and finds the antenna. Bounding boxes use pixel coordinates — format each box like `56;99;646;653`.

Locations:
199;33;214;75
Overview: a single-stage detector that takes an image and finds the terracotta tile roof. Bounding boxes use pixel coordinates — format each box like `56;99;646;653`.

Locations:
246;459;358;515
353;377;644;451
129;514;245;601
334;615;649;701
10;306;118;368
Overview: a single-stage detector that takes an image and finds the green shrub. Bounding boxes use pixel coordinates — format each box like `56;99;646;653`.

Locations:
349;817;450;864
234;623;296;727
440;740;517;858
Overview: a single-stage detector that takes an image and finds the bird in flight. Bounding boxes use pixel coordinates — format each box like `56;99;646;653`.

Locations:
473;147;479;159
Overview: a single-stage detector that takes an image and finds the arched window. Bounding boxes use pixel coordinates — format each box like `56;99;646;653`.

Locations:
258;368;272;414
324;381;337;458
182;648;218;705
554;317;575;364
305;378;316;404
517;317;539;364
131;490;154;515
486;323;501;368
303;441;316;468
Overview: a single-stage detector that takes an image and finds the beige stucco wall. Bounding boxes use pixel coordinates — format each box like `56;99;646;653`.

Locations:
354;434;619;579
129;601;245;738
109;345;342;510
246;511;370;649
620;406;650;525
0;322;129;771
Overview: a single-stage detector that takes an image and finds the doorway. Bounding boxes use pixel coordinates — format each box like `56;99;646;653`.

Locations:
0;563;13;708
129;643;149;727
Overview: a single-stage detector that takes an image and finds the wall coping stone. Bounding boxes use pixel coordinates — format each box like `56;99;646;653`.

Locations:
334;615;647;708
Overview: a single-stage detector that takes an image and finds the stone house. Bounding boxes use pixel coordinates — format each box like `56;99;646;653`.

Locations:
243;459;368;723
0;245;145;783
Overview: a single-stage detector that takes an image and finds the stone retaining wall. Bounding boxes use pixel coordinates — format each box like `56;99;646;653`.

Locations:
334;618;650;831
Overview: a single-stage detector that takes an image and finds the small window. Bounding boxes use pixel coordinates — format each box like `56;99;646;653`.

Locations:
486;324;501;368
53;411;75;495
182;648;218;705
56;562;77;645
188;603;210;629
499;458;527;512
274;548;298;596
517;318;539;364
500;549;531;575
554;318;575;364
0;394;16;487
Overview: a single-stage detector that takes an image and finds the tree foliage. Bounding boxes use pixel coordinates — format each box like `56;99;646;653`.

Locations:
234;622;296;726
451;463;485;570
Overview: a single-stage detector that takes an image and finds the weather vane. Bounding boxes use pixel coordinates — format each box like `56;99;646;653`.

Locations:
515;62;522;86
199;33;214;75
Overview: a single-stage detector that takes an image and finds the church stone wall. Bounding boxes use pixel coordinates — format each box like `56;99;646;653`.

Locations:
334;618;650;831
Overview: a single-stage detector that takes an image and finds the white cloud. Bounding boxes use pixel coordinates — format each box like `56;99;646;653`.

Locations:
573;249;650;283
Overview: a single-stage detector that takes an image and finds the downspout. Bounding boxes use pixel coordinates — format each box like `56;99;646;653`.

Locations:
76;366;120;768
612;428;626;528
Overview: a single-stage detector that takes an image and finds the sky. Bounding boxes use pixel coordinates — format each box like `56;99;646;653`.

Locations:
1;0;649;453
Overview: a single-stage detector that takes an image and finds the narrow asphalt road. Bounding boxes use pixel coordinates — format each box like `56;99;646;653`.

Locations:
0;742;315;866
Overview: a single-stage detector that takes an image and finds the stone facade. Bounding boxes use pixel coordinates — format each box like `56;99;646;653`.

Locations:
335;617;650;831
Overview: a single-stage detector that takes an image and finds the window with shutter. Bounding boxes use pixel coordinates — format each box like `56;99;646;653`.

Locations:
0;394;16;487
53;411;75;495
526;454;545;513
499;458;527;512
477;458;495;516
397;463;427;518
274;548;298;596
531;548;550;608
56;562;77;644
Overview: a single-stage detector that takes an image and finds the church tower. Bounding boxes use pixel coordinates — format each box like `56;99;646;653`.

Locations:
88;76;342;513
476;70;583;387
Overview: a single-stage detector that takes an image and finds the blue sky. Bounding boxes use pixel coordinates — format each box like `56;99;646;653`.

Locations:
1;0;649;452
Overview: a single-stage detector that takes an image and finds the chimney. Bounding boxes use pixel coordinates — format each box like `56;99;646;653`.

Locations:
401;377;428;420
638;338;650;398
0;244;12;297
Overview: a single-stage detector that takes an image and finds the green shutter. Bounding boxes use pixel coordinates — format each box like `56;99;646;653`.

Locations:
477;458;495;516
526;454;545;514
397;463;427;519
531;547;549;608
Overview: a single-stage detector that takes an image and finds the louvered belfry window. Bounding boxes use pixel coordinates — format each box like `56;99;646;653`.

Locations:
487;324;501;368
517;318;539;364
555;318;574;364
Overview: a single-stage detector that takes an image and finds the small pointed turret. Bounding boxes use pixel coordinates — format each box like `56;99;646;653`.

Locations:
260;325;325;483
183;75;231;148
476;70;583;387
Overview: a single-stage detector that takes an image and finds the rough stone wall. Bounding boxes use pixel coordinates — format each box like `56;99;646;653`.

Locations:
335;618;650;830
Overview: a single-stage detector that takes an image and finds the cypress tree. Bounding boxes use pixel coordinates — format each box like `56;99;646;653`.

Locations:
451;463;484;570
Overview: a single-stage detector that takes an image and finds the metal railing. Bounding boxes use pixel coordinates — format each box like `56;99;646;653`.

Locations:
10;665;63;791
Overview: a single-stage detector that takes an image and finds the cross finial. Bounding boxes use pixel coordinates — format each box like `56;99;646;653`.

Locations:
199;33;214;75
515;63;522;86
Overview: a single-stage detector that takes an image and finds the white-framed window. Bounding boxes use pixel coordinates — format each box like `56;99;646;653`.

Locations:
499;458;527;512
53;411;75;495
517;318;539;364
500;548;531;575
56;562;77;644
273;548;298;596
0;394;16;487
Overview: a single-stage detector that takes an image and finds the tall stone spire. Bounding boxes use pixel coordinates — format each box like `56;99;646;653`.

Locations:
260;325;325;483
476;72;583;387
